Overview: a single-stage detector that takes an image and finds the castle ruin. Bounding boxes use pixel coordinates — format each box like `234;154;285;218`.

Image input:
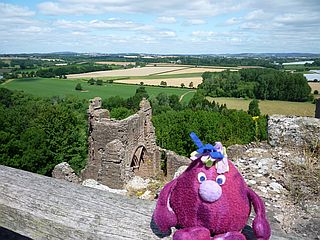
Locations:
81;97;162;189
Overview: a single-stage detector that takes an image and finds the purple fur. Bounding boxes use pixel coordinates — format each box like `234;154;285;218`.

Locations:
153;159;271;239
153;179;177;233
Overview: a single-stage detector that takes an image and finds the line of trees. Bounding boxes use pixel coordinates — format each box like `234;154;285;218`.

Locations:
36;64;122;78
199;68;312;101
0;88;88;175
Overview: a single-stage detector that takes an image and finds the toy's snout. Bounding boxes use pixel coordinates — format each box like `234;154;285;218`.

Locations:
199;180;222;202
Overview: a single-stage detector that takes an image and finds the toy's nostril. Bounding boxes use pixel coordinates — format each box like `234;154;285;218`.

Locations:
199;180;222;202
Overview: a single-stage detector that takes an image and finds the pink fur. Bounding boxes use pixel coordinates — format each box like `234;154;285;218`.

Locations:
153;159;271;240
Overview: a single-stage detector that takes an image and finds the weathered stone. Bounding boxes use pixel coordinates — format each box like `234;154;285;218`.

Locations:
173;165;188;179
269;182;284;193
82;179;127;195
162;149;190;179
52;162;80;184
139;190;153;200
82;98;161;189
125;176;150;191
268;115;320;148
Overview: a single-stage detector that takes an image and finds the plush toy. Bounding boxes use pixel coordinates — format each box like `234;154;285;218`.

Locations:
153;132;271;240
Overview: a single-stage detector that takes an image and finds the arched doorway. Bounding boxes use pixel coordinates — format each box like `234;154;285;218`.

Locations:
130;145;149;176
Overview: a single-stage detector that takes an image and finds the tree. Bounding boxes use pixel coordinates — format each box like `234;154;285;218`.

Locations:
314;90;319;95
160;81;167;86
88;78;95;85
96;79;103;86
248;99;261;116
181;83;185;88
75;83;82;91
110;107;134;120
156;93;169;106
189;82;194;88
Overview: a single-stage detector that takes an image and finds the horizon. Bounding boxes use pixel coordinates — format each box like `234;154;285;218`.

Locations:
1;0;320;54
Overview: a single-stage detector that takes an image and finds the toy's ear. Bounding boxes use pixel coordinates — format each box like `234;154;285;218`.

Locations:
152;179;177;233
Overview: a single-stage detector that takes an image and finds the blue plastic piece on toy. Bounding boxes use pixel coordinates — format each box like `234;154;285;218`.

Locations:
190;132;203;148
189;132;224;159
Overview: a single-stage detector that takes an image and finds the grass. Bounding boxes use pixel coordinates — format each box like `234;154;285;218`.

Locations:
283;143;320;204
2;77;194;101
208;97;316;117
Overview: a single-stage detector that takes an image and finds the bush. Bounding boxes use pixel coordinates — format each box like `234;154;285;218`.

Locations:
248;99;261;116
314;90;319;95
75;83;82;91
88;78;95;85
152;109;266;156
96;79;103;86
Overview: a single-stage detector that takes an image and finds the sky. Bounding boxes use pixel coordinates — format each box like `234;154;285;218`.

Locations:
1;0;320;54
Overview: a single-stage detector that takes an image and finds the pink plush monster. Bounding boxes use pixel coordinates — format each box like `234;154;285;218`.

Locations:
153;132;271;240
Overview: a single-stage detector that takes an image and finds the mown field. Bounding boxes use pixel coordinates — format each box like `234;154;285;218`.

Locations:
208;97;316;117
66;66;238;88
2;77;193;102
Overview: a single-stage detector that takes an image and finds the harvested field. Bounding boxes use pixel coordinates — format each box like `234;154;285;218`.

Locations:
159;67;237;75
67;66;186;79
114;77;202;88
208;97;315;117
309;82;320;92
95;61;135;66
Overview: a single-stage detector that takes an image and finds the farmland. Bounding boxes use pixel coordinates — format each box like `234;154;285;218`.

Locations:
114;77;202;88
3;77;193;102
208;97;316;117
67;66;187;78
66;66;238;88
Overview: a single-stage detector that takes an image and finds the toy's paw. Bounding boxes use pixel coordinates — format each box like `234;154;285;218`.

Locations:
252;216;271;240
173;227;211;240
212;232;246;240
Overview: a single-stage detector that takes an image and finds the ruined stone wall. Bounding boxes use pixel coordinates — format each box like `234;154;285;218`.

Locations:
160;148;191;180
81;97;161;189
268;115;320;148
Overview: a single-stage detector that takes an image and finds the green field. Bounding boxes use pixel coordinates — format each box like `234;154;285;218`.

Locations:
208;97;316;117
2;77;193;101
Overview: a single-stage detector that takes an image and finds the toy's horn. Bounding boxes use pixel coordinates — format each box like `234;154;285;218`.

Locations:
190;132;203;148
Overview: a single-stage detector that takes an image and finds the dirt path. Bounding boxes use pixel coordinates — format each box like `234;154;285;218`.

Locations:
179;90;196;102
1;79;14;85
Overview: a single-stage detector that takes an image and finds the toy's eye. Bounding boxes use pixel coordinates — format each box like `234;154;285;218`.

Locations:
197;172;207;183
216;175;226;185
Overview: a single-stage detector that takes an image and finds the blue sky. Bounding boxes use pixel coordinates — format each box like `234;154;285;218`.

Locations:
1;0;320;54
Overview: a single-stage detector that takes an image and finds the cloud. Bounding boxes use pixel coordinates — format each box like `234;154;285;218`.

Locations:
158;31;176;38
186;19;206;25
37;0;246;17
156;16;177;24
225;17;240;25
54;19;154;32
0;3;35;17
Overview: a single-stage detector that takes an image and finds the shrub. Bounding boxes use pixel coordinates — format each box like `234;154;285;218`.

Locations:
248;99;261;116
96;79;103;86
314;90;319;95
88;78;95;85
75;83;82;91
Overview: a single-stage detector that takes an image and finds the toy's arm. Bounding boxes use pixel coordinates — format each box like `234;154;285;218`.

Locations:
153;179;177;233
247;187;271;240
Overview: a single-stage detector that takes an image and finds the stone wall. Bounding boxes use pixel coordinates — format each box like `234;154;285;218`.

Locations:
268;115;320;148
160;148;191;180
81;97;161;189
